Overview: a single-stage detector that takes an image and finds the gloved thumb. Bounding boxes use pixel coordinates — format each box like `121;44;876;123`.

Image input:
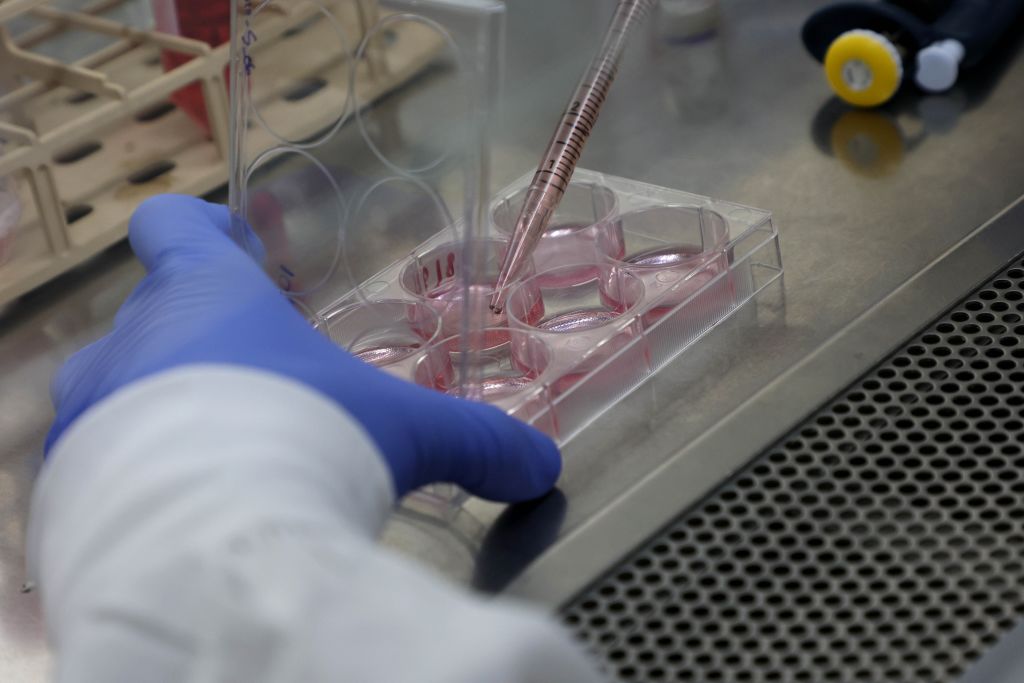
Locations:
128;195;238;272
345;376;563;502
416;397;562;502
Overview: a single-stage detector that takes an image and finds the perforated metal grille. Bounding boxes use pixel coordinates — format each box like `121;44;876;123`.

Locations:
562;258;1024;682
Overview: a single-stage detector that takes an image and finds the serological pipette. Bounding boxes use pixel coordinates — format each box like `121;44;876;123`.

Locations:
489;0;655;313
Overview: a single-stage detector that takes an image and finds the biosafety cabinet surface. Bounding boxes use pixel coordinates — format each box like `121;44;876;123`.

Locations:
2;1;1024;681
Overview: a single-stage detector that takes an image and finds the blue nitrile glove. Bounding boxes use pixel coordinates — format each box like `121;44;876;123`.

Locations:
47;194;561;501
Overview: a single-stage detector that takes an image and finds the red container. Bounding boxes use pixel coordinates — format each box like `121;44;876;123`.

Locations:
152;0;231;135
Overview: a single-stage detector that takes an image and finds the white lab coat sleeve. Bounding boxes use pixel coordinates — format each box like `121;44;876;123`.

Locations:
28;366;603;683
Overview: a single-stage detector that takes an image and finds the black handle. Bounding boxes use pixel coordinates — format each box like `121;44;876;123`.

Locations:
933;0;1024;64
886;0;957;22
802;1;937;62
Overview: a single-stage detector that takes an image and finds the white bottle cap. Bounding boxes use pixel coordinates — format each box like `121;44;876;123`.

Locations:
915;39;965;93
659;0;719;39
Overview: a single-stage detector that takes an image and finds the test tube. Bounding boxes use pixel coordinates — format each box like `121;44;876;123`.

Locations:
399;238;543;340
491;181;624;287
506;264;647;395
321;299;441;375
612;204;732;324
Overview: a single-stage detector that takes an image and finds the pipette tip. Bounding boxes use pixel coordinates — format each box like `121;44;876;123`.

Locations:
488;286;506;314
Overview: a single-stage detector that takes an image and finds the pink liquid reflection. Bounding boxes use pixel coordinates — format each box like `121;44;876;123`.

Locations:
415;328;552;407
427;282;544;342
508;266;649;395
530;222;626;286
624;246;732;324
352;344;422;366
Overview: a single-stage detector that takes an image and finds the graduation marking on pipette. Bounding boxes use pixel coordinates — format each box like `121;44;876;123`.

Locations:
489;0;656;314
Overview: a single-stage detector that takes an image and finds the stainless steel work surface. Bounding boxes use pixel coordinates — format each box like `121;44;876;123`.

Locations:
560;207;1024;682
2;1;1024;678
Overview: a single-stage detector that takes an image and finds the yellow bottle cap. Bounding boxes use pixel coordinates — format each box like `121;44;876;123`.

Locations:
830;110;904;178
824;29;903;108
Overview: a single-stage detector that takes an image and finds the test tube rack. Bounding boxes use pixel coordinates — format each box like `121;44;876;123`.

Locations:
0;0;443;307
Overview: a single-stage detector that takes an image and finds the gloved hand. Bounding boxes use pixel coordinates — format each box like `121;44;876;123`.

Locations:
47;194;561;501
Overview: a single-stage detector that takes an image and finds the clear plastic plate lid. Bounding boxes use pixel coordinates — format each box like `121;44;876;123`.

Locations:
228;0;504;318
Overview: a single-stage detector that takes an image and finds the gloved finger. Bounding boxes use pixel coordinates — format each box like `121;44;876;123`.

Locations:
46;337;108;454
238;191;275;266
112;271;161;330
414;396;563;502
128;195;236;273
44;421;65;456
232;211;267;267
